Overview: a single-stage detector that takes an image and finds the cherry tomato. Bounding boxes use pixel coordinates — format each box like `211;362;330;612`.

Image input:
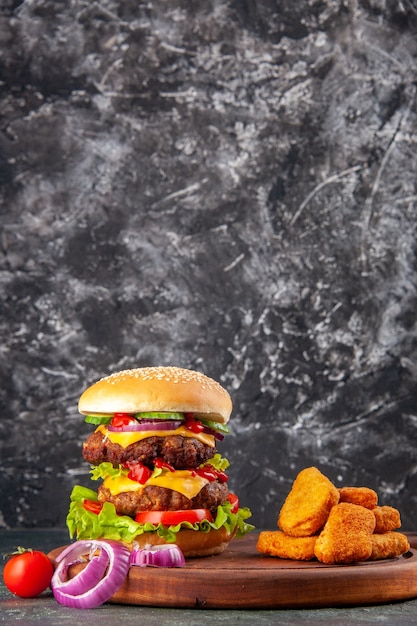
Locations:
83;499;103;515
135;508;213;526
3;547;54;598
227;492;240;514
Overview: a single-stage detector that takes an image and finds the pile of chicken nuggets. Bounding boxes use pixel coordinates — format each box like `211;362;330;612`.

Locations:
257;467;410;564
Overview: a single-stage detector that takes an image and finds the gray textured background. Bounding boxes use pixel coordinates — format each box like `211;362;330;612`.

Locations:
1;0;417;533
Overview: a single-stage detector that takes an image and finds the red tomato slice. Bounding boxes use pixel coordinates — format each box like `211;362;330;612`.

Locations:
124;462;153;484
111;413;136;428
184;418;205;433
227;492;239;514
83;499;103;515
135;509;213;526
154;457;175;472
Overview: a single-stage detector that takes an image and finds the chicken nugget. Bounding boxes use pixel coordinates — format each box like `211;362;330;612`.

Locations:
369;532;410;560
314;502;376;564
338;486;378;509
257;530;317;561
278;467;340;537
372;505;401;533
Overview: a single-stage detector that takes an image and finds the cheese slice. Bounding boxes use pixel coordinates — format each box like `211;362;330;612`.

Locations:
103;470;208;500
96;424;215;448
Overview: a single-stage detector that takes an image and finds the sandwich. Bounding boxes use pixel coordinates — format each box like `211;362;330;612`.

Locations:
67;366;253;557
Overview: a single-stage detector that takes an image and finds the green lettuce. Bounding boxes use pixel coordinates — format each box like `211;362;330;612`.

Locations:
66;484;254;544
89;462;163;482
206;453;230;471
89;454;229;483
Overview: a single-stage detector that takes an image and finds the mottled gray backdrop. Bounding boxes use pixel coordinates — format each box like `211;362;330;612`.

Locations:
1;0;417;532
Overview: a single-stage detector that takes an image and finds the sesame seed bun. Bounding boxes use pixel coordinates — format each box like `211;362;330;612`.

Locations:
78;366;232;424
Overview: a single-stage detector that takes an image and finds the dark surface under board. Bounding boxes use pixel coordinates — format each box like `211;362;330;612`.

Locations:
3;529;417;625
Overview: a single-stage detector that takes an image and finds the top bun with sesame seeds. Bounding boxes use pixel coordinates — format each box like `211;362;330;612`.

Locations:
78;366;232;424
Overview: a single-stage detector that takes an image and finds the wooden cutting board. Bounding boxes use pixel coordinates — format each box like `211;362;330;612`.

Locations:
49;532;417;609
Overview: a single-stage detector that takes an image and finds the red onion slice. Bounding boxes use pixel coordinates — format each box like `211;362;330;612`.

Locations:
130;544;185;568
108;420;182;432
202;425;224;441
51;540;130;609
52;543;109;595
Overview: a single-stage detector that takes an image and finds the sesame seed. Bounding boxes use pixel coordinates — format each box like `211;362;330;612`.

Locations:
101;366;229;397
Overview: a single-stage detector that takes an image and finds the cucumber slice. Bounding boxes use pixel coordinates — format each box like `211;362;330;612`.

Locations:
199;418;230;435
134;412;185;421
84;414;112;425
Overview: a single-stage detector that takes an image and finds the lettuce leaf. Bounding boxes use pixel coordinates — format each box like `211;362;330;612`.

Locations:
90;463;124;481
205;453;230;471
66;484;254;544
89;462;163;482
89;454;229;483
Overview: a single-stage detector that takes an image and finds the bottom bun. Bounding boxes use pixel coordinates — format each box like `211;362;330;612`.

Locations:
131;527;236;558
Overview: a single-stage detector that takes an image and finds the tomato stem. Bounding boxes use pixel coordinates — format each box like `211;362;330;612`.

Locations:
3;546;34;560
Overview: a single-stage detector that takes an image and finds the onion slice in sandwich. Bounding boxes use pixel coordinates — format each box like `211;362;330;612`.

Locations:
130;544;185;568
108;419;183;432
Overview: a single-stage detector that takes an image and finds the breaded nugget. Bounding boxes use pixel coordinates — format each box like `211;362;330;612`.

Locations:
278;467;340;537
338;486;378;509
372;505;401;533
369;532;410;560
314;502;376;564
257;530;317;561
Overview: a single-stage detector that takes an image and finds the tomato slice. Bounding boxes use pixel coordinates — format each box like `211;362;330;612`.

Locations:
111;413;136;428
154;457;175;472
194;464;229;483
195;467;217;481
227;492;239;514
135;509;213;526
124;461;153;484
184;418;205;433
83;499;103;515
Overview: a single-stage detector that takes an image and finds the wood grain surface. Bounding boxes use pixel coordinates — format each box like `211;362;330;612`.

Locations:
49;532;417;609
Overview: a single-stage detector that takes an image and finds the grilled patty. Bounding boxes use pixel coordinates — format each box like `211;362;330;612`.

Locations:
97;480;228;517
82;430;216;469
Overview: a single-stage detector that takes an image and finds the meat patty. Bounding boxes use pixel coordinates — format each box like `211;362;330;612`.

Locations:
98;481;229;517
82;430;216;469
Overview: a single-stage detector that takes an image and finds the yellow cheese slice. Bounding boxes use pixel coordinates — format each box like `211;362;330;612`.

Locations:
103;470;208;500
96;424;215;448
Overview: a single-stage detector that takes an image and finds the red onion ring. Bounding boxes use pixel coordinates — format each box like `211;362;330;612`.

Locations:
130;544;185;568
201;425;224;441
51;540;130;609
51;542;109;595
107;417;224;439
108;420;182;432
